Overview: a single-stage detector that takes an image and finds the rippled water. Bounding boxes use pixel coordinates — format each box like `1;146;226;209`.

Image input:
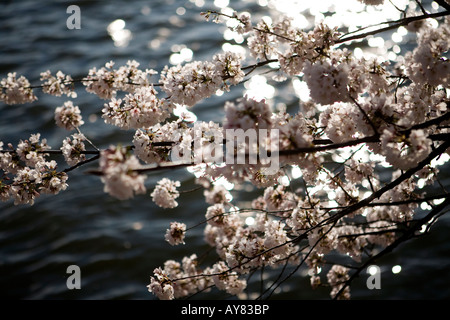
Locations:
0;0;449;300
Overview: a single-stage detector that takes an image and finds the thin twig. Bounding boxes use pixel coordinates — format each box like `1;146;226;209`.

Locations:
336;10;450;44
333;196;450;299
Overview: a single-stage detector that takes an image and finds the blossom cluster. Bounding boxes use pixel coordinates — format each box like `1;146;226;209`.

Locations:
102;86;173;130
0;72;37;105
0;134;68;205
150;178;181;209
165;221;186;245
83;60;157;99
148;253;248;299
1;0;450;301
144;5;449;300
61;133;87;166
40;70;77;98
54;101;84;131
161;51;245;107
99;145;146;200
404;17;450;87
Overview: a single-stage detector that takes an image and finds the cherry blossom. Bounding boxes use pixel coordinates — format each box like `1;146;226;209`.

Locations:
1;0;450;301
0;72;37;105
99;145;146;200
165;222;187;246
151;178;181;209
40;70;76;98
54;101;84;130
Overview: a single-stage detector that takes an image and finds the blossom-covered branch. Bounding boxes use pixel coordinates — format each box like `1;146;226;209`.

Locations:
1;0;450;300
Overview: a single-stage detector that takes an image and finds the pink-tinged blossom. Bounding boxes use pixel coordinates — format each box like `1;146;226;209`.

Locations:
99;145;146;200
3;159;67;206
204;184;232;205
83;60;157;99
303;59;350;106
404;18;450;87
345;159;374;184
380;128;432;170
165;222;187;246
211;261;247;295
334;226;367;262
133;120;191;165
150;254;211;299
10;167;42;205
205;203;227;227
147;267;175;300
213;51;245;86
247;18;277;60
319;102;360;143
37;160;68;195
150;178;181;209
278;23;340;76
60;133;87;166
0;72;37;105
16;133;50;167
222;213;296;273
132;128;166;164
40;70;76;98
83;61;116;99
160;61;223;107
102;86;172;130
327;265;351;300
0;141;21;174
263;185;297;212
54;101;84;130
223;96;272;130
277;113;315;165
191;121;224;164
234;11;252;34
307;225;337;255
358;0;384;5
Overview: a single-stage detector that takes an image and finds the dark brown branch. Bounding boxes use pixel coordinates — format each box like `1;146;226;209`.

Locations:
336;10;450;44
435;0;450;11
333;196;450;299
324;139;450;225
400;106;450;135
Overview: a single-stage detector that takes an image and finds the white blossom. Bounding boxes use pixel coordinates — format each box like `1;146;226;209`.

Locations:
0;72;37;105
54;101;84;130
151;178;181;209
147;267;175;300
16;133;50;167
83;60;157;99
327;265;351;300
358;0;384;5
234;11;252;34
40;70;76;98
161;61;223;107
213;51;245;86
204;184;232;204
102;86;172;130
99;145;146;200
223;96;272;130
165;222;187;246
61;133;87;166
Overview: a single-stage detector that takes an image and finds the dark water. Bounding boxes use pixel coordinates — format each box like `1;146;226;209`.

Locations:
0;0;449;300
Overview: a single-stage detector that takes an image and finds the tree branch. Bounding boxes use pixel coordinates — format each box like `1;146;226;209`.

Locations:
336;10;450;44
333;196;450;299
